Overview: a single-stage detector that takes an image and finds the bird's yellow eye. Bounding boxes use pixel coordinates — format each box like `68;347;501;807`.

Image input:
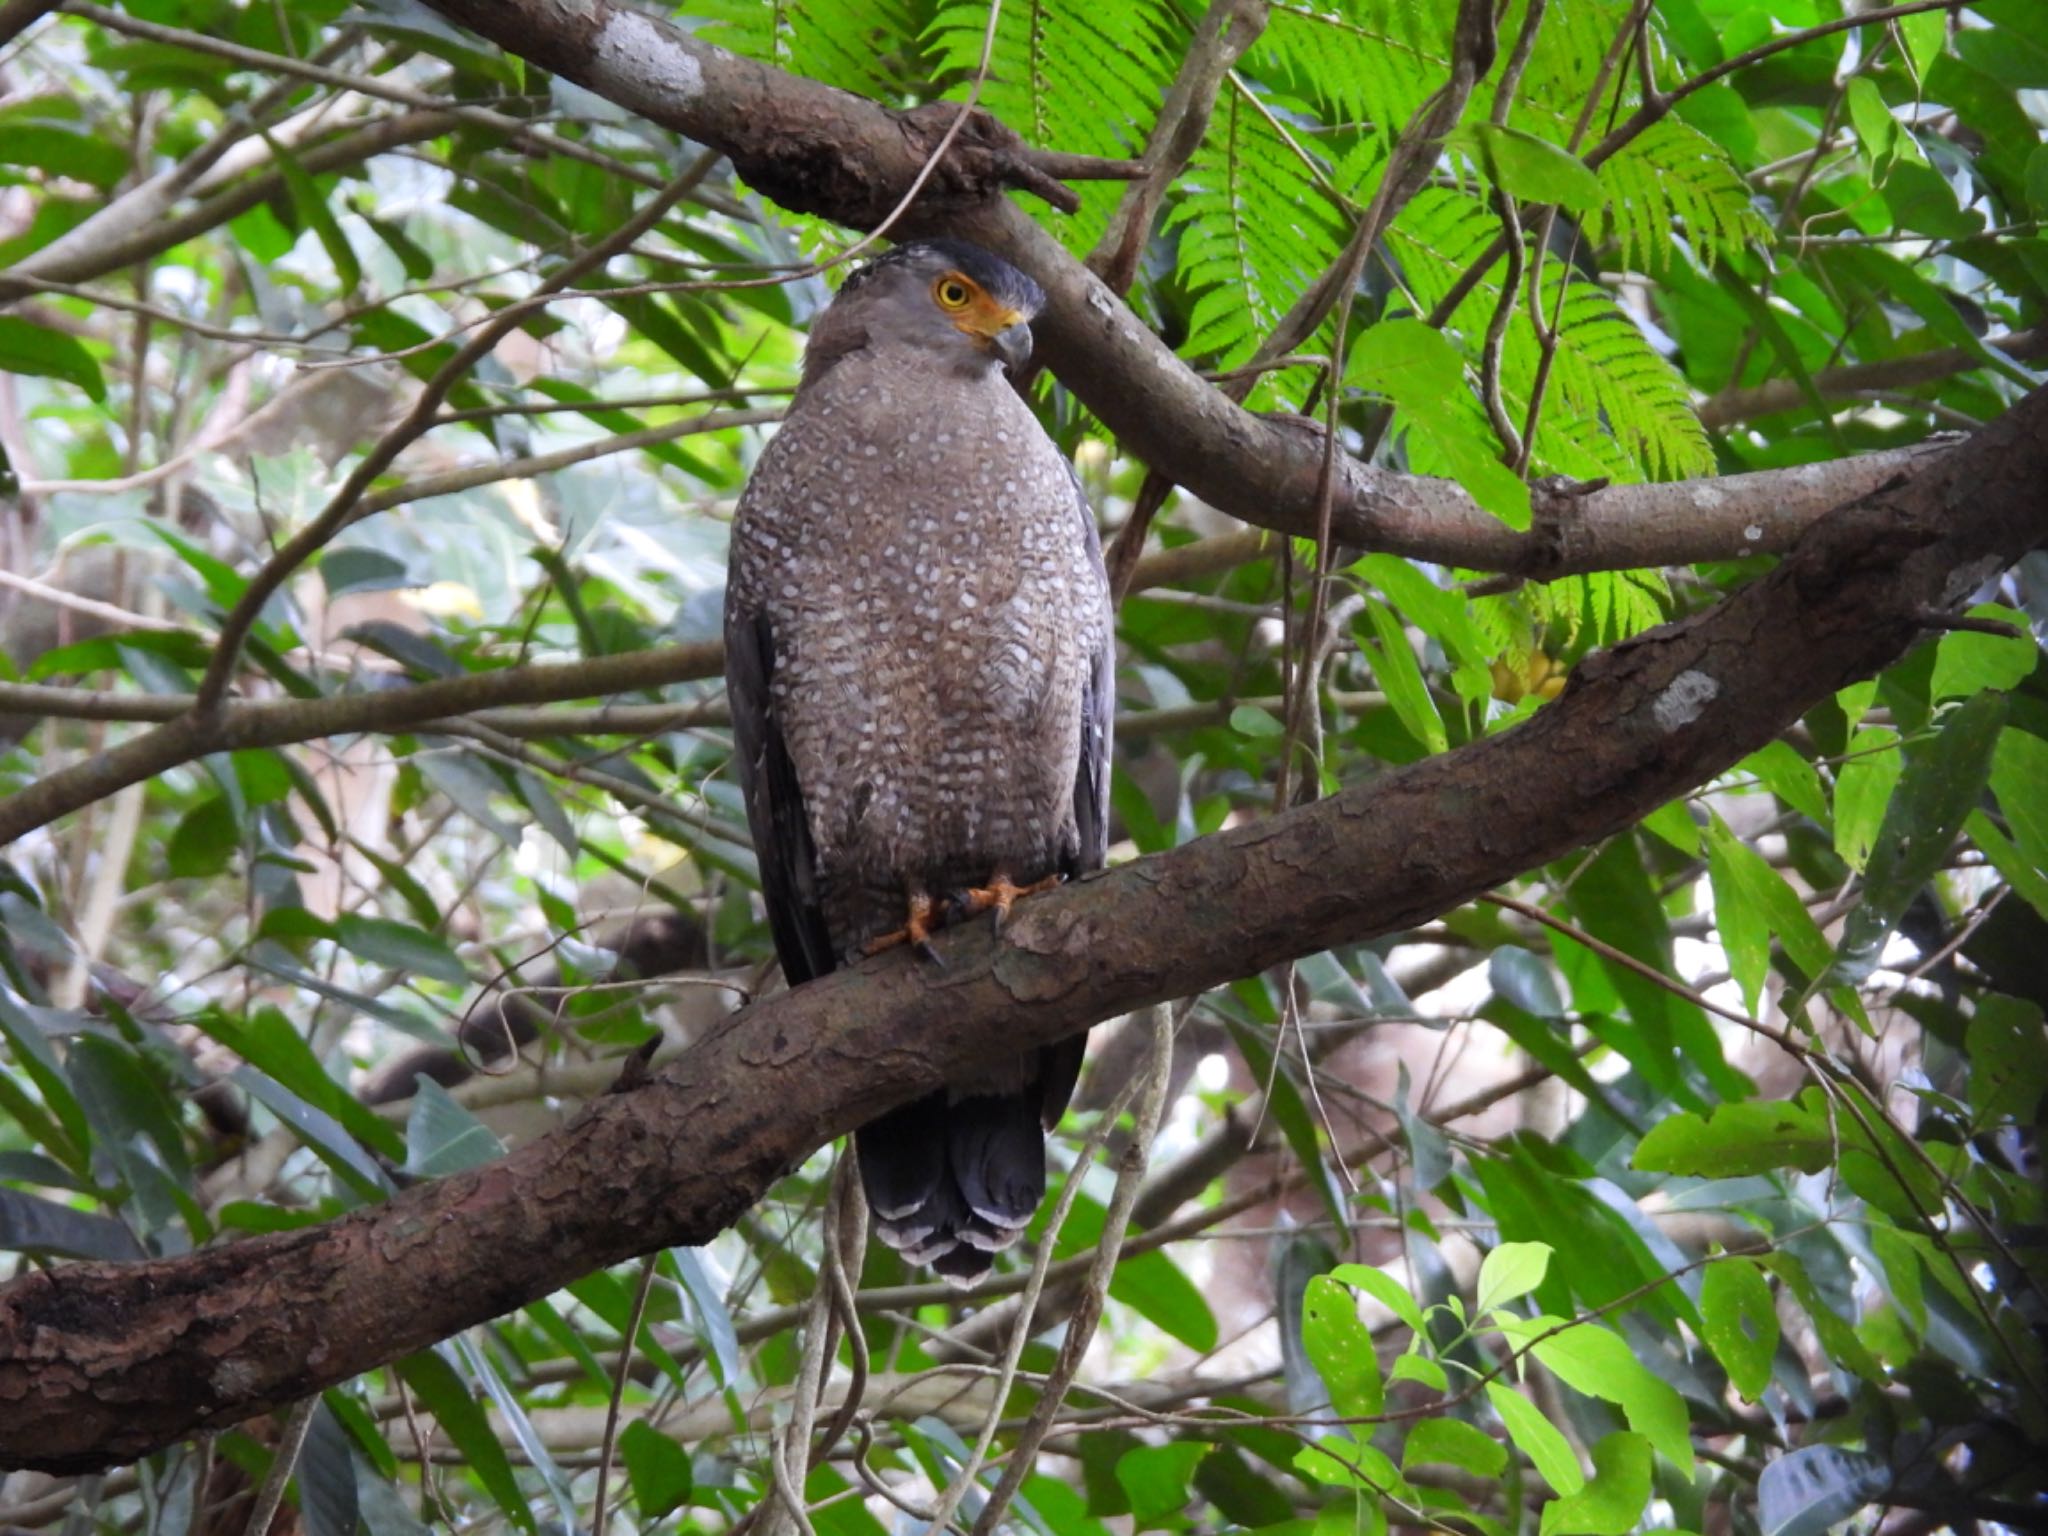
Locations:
933;275;974;310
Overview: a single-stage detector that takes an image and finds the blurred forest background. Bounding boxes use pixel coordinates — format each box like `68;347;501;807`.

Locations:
0;0;2044;1533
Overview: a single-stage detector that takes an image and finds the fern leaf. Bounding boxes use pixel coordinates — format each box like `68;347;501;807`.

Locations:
1166;85;1350;383
1593;119;1772;272
927;0;1186;252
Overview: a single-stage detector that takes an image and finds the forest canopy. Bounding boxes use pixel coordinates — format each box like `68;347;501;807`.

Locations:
0;1;2044;1535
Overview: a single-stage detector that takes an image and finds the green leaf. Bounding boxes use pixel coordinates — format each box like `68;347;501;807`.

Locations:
321;547;412;597
1836;692;2006;982
1329;1263;1427;1336
1989;725;2048;882
299;1403;361;1536
167;796;239;879
1230;702;1285;738
1757;1446;1888;1536
1470;124;1606;213
1967;809;2048;924
1301;1274;1385;1418
1116;1442;1211;1531
1390;1352;1448;1391
402;1080;504;1177
333;916;468;986
1699;1257;1777;1401
270;136;361;293
1476;1240;1550;1313
0;122;129;187
1485;1381;1582;1495
1111;1247;1219;1352
1833;727;1903;873
1348;319;1532;528
1706;815;1833;1008
1844;78;1902;176
1633;1099;1830;1178
1539;1433;1652;1536
0;315;106;400
1965;994;2048;1122
1508;1318;1692;1473
669;1247;741;1388
1360;598;1447;754
0;1185;145;1261
397;1349;534;1532
1930;606;2036;698
1402;1417;1507;1477
620;1421;693;1517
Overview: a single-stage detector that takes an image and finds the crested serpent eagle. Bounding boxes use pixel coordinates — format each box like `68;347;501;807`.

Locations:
723;239;1116;1281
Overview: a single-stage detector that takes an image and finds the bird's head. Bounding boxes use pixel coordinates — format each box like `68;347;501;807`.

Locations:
809;239;1045;381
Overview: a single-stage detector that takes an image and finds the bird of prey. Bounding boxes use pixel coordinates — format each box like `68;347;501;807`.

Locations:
724;239;1114;1281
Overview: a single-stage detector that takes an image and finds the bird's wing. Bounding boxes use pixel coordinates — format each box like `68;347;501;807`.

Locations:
1040;467;1115;1131
1067;466;1114;877
725;604;838;985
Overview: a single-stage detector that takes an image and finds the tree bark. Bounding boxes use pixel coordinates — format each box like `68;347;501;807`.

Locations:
3;382;2044;1474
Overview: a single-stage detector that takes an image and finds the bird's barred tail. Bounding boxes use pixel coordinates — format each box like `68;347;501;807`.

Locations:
857;1091;1046;1283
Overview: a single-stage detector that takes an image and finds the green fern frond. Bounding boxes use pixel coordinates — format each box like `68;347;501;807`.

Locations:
1255;0;1447;135
927;0;1185;252
1593;119;1771;271
1166;86;1349;381
692;0;924;99
1518;271;1710;480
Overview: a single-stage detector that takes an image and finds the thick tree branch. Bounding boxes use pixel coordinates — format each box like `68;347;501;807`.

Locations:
4;383;2044;1474
407;0;1959;582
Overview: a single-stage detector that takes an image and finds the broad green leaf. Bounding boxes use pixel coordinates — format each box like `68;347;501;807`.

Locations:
1832;727;1902;872
1329;1263;1427;1336
1390;1352;1448;1390
0;316;105;400
1844;78;1902;175
1757;1446;1888;1536
1706;816;1833;1007
620;1421;693;1517
1485;1381;1582;1495
1476;1240;1551;1313
1634;1100;1830;1178
299;1404;361;1536
1965;994;2048;1122
334;916;468;986
1301;1274;1384;1418
1469;124;1606;213
1348;320;1531;527
1989;726;2048;878
1116;1441;1211;1531
0;121;128;186
1113;1247;1220;1352
397;1349;534;1532
1699;1257;1777;1401
0;1185;145;1261
1539;1433;1652;1536
1504;1318;1692;1473
167;796;239;879
1967;809;2048;923
1742;740;1828;827
402;1080;504;1177
1361;599;1446;754
1230;703;1285;738
1403;1417;1507;1477
1930;606;2036;699
669;1247;741;1388
1836;692;2005;981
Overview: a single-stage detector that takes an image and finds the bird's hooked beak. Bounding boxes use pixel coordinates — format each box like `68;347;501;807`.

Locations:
958;305;1033;375
990;317;1033;376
